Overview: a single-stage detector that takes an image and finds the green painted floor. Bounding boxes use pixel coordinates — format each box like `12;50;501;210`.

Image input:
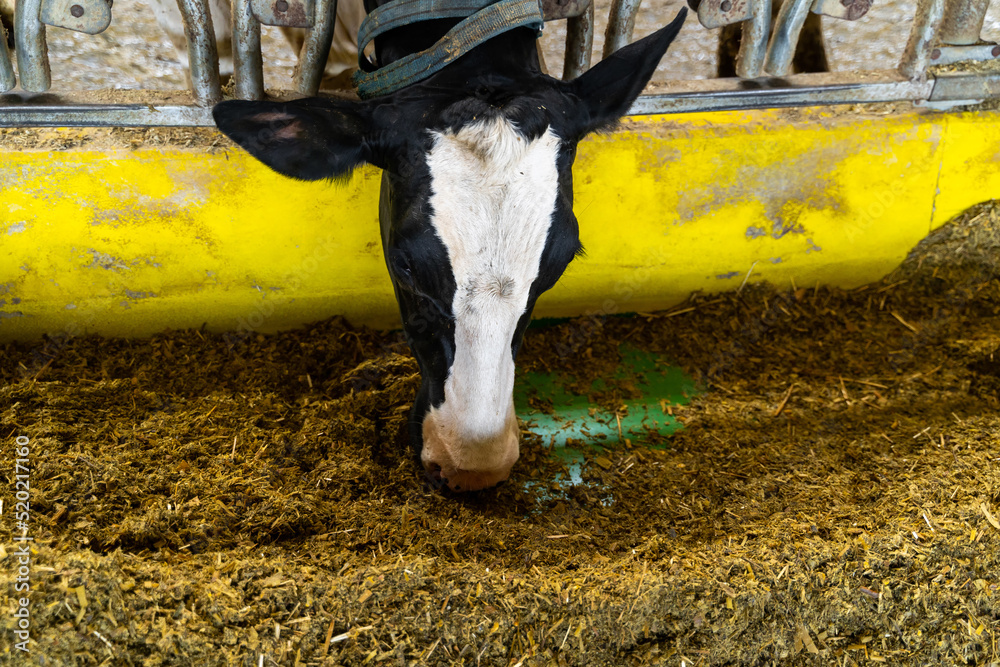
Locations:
514;344;699;496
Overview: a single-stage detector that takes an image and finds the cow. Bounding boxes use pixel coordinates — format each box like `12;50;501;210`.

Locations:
213;1;687;492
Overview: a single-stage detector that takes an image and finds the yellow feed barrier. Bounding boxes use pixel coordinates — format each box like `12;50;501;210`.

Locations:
1;106;998;341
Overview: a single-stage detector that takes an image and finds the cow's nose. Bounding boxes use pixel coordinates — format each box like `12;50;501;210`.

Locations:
421;409;519;492
426;463;513;492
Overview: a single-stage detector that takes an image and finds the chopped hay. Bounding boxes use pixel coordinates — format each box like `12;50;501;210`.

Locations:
1;203;999;665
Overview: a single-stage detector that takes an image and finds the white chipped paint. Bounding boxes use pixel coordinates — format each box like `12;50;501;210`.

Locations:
422;117;560;475
85;250;129;271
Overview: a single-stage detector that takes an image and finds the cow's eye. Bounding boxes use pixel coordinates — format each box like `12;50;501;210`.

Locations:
389;250;414;287
389;248;451;319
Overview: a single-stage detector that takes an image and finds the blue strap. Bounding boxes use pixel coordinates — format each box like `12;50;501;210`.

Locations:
357;0;501;71
353;0;544;99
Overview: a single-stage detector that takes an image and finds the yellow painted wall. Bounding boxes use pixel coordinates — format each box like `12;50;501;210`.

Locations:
0;107;996;341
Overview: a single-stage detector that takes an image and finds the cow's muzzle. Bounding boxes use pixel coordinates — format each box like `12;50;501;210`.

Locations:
420;405;520;492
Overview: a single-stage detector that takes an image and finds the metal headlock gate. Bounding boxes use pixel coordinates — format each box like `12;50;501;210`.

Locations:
0;0;999;124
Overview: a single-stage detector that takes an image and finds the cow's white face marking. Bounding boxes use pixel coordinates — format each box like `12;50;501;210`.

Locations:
420;118;560;488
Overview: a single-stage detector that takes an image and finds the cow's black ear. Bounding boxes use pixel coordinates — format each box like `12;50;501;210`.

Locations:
563;8;687;138
213;98;377;181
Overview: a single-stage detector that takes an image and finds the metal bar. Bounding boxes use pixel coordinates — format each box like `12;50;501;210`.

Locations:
929;70;1000;100
0;103;215;126
563;0;593;79
697;0;753;30
294;0;337;95
40;0;113;34
542;0;589;20
899;0;946;81
251;0;315;28
175;0;222;106
603;0;641;58
6;69;1000;127
762;0;811;76
15;0;51;92
810;0;870;21
736;0;770;78
233;0;264;100
0;28;14;93
939;0;988;45
931;42;1000;65
630;70;934;115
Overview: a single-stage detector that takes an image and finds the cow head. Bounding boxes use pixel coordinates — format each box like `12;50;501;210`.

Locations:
213;10;685;492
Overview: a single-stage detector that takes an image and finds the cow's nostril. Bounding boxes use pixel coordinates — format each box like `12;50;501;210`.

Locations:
421;465;450;491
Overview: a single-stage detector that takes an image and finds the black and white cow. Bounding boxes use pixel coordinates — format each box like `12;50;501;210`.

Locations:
213;4;686;492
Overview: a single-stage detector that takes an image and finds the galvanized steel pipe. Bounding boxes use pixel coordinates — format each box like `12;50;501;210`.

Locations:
563;0;594;79
736;0;770;78
233;0;264;99
175;0;222;106
900;0;946;81
15;0;51;92
294;0;336;95
763;0;811;76
630;70;936;115
603;0;641;57
0;29;14;92
0;101;216;126
939;0;988;45
10;69;1000;126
